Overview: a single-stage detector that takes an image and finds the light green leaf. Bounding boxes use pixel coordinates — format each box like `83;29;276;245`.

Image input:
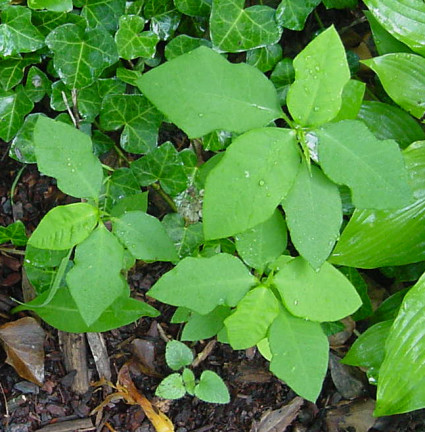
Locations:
28;203;98;250
0;220;27;246
269;308;329;402
235;210;287;271
332;79;365;122
156;373;186;399
194;371;230;404
148;253;256;315
246;44;283;73
113;211;178;262
144;0;181;40
28;0;72;12
66;225;125;326
358;101;425;149
137;47;282;138
287;26;350;127
273;257;362;322
364;0;425;56
116;67;142;86
46;24;119;89
283;163;342;270
225;286;280;350
276;0;321;31
210;0;282;53
166;340;194;370
174;0;211;17
0;5;44;56
100;94;163;154
25;66;51;103
317;119;412;210
115;15;159;60
33;116;103;199
363;53;425;120
203;128;300;240
330;141;425;268
80;0;125;32
182;368;196;395
164;35;211;60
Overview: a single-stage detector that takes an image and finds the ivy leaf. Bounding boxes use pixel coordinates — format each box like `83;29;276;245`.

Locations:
203;128;300;240
166;340;193;370
80;0;125;32
116;67;142;86
66;225;126;326
194;371;230;404
25;67;52;103
115;15;159;60
283;163;342;270
10;113;42;163
100;94;163;154
0;56;35;91
174;0;211;17
110;193;148;218
0;221;27;246
137;47;282;138
322;0;357;7
28;0;73;12
164;35;211;60
148;253;256;315
0;5;44;56
317;120;412;210
276;0;321;31
246;44;283;73
144;0;181;40
287;26;350;127
31;10;86;36
105;168;140;206
33;116;103;199
210;0;282;53
46;23;119;89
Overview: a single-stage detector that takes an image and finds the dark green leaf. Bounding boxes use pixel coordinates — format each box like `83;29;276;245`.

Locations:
116;67;142;86
25;67;51;103
332;79;365;122
80;0;125;32
9;113;42;163
144;0;181;40
0;57;32;91
31;10;86;36
174;0;211;17
164;34;211;60
370;289;408;324
246;44;283;73
276;0;321;31
110;192;148;217
0;220;27;246
322;0;357;8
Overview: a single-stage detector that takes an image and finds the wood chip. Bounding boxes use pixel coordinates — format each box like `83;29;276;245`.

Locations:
87;332;111;382
36;418;94;432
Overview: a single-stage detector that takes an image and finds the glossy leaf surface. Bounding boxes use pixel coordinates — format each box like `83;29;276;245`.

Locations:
80;0;125;32
174;0;211;17
276;0;321;31
28;0;72;11
0;221;27;246
164;35;211;60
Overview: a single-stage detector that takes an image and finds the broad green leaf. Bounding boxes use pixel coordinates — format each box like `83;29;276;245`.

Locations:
131;142;187;196
0;57;32;91
317;120;412;210
113;211;178;262
225;286;280;350
375;274;425;415
283;163;342;270
330;141;425;268
0;5;44;56
66;225;125;326
364;0;425;56
332;79;365;122
28;0;72;11
25;245;69;268
363;53;425;120
201;130;232;152
165;35;211;60
194;371;230;404
166;340;193;370
287;26;350;127
322;0;357;7
46;24;119;89
276;0;321;31
137;47;282;138
148;253;256;315
0;86;34;141
381;263;425;283
80;0;125;32
210;0;282;53
358;101;425;149
50;81;70;111
235;210;287;271
33;116;103;199
0;221;27;246
246;44;283;73
115;15;159;60
269;308;329;402
25;67;51;103
273;257;362;322
156;373;186;399
28;203;98;250
31;10;86;36
100;94;163;154
143;0;181;40
10;113;40;163
174;0;211;17
110;193;148;217
370;289;408;324
270;57;295;105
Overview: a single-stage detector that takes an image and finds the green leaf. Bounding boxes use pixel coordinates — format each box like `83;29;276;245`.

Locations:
156;373;186;399
370;289;408;324
28;0;72;12
164;35;211;60
80;0;125;32
174;0;211;17
363;0;425;56
317;120;412;210
9;113;40;163
116;67;141;86
235;210;287;271
28;203;98;250
148;253;256;315
115;15;159;60
105;168;140;207
166;340;194;370
66;225;125;326
269;308;329;402
203;128;300;240
363;53;425;120
332;79;365;122
144;0;181;40
322;0;357;8
25;245;69;268
273;257;362;322
33;116;103;199
182;368;196;395
0;86;34;141
110;193;148;217
330;141;425;268
112;211;178;262
276;0;321;31
0;57;30;91
194;371;230;404
31;10;86;36
287;26;350;127
375;273;425;415
0;5;44;56
225;286;280;350
25;66;51;103
46;24;119;89
100;94;163;154
0;220;27;246
137;47;282;138
283;163;342;270
246;44;283;73
210;0;282;53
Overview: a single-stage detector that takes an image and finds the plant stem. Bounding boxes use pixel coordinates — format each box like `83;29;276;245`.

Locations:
314;10;325;30
152;183;178;212
280;111;295;129
10;165;26;205
113;143;130;164
0;247;25;255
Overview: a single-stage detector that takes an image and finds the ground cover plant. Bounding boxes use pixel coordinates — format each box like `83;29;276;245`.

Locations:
2;0;425;425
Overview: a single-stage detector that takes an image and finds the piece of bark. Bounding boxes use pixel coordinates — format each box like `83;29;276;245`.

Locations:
36;418;94;431
86;332;111;381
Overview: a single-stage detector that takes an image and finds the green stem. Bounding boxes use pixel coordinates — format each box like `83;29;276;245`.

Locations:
280;111;296;129
113;143;130;164
10;165;26;205
0;247;25;256
314;9;325;30
152;183;178;212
